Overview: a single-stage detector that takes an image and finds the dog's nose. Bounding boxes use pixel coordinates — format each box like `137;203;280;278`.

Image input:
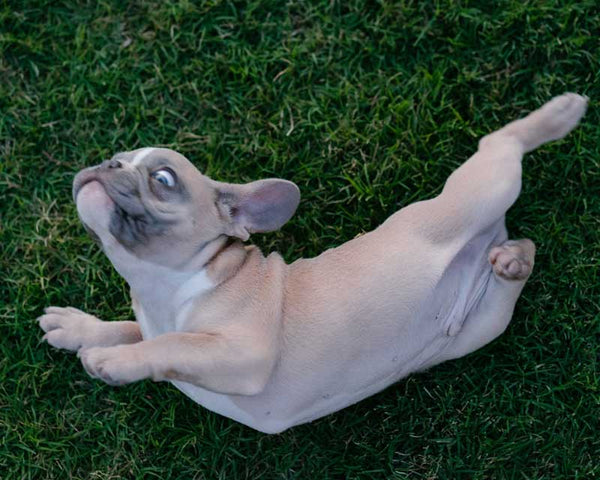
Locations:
101;159;123;169
107;159;122;169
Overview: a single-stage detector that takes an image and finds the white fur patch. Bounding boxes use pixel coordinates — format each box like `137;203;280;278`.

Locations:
173;270;213;328
175;301;195;331
131;148;155;166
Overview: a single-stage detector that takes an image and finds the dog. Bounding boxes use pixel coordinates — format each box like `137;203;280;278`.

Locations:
38;93;587;433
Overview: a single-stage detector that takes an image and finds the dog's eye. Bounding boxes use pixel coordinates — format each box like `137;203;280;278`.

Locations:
151;169;176;187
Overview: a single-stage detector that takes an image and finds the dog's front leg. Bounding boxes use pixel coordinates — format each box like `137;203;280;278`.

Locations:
79;331;274;395
38;307;142;351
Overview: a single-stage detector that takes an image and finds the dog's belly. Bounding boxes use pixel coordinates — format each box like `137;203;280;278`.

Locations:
230;221;508;432
169;380;268;429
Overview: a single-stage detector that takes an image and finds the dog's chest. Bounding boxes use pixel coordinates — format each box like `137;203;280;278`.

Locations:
131;298;173;338
130;268;213;339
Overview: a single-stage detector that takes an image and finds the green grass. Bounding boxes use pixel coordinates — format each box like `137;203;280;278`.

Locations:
1;0;599;478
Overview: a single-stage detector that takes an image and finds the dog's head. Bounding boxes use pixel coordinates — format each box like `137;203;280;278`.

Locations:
73;148;300;268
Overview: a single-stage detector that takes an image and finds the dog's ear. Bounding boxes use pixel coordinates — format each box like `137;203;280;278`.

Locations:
215;179;300;241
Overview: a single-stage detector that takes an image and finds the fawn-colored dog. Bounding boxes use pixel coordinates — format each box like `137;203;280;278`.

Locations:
39;94;587;433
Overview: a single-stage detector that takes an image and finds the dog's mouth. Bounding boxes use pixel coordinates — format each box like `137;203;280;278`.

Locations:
73;167;105;202
73;166;170;249
73;168;141;218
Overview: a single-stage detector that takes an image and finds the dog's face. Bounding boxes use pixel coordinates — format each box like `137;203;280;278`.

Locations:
73;148;300;268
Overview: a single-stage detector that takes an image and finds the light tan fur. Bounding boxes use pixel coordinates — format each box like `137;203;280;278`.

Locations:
39;94;587;433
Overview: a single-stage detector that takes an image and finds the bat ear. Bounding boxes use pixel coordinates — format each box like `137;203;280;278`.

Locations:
215;179;300;241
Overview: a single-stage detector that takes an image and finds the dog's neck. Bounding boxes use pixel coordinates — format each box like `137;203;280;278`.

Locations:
102;235;248;310
205;239;248;285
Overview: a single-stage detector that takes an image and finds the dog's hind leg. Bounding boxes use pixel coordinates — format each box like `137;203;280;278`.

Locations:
437;238;536;362
403;94;587;244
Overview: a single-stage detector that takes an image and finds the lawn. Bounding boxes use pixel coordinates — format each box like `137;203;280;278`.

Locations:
1;0;599;478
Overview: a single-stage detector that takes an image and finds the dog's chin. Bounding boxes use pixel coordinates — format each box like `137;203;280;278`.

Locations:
76;181;115;236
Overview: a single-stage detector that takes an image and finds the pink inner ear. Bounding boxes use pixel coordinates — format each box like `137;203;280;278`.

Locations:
237;180;300;233
246;184;287;212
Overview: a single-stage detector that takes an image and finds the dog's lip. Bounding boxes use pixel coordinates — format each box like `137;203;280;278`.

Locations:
72;168;104;202
73;167;150;220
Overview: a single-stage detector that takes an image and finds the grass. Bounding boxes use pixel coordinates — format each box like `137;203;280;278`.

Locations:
1;0;599;477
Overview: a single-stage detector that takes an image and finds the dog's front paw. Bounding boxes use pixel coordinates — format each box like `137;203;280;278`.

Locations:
38;306;102;352
78;345;149;386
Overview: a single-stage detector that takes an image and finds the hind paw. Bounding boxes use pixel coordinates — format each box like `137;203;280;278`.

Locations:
531;93;588;143
489;239;535;281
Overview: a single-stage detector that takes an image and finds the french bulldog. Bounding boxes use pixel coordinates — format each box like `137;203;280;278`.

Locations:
39;93;587;433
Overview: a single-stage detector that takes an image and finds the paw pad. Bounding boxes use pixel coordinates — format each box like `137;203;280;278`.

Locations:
489;240;535;281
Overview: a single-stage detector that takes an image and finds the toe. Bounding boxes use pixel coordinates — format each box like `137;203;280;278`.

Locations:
507;259;521;276
44;306;68;315
43;328;82;352
38;313;72;332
